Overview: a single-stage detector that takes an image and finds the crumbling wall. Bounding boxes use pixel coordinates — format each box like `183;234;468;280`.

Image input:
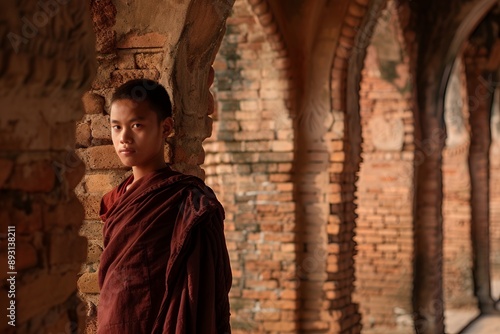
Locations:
203;0;296;332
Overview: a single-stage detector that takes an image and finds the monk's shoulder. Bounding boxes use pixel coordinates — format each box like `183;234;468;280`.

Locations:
100;174;133;217
167;175;223;216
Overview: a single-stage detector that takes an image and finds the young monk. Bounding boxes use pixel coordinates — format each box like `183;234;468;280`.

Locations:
97;79;232;334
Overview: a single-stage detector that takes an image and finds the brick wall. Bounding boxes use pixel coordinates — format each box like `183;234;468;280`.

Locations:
0;1;95;333
354;3;416;331
203;0;296;332
326;0;382;332
442;59;475;309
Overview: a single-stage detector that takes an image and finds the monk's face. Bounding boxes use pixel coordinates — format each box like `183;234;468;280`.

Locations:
110;99;172;171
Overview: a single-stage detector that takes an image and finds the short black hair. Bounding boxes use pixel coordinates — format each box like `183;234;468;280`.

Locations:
111;79;172;120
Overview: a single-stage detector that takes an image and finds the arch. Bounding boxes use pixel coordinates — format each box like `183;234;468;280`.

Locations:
490;85;500;301
463;27;499;313
407;0;498;332
76;1;235;333
441;57;476;312
327;0;391;332
437;0;497;123
348;1;420;331
202;0;296;331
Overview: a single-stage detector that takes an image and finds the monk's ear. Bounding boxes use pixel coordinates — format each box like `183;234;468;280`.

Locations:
162;117;174;138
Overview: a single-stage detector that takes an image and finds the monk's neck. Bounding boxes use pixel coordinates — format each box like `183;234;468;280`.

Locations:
131;162;168;183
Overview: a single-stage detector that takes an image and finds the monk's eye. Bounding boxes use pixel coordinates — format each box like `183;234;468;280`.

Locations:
132;124;142;129
111;125;121;130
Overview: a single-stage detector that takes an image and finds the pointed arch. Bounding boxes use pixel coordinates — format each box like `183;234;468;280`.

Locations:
202;0;296;331
403;0;498;332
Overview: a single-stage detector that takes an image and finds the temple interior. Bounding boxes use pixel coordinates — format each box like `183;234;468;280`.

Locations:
1;0;500;333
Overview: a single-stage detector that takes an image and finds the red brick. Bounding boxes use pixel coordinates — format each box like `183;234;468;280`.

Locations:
87;242;103;263
90;115;111;140
63;153;87;190
84;173;115;193
0;242;37;281
79;193;105;220
51;121;77;150
8;160;55;192
117;32;167;49
82;92;105;115
48;232;87;266
10;201;43;234
43;195;84;229
255;311;280;321
80;221;105;242
76;122;91;147
77;146;123;170
116;52;136;70
78;272;100;293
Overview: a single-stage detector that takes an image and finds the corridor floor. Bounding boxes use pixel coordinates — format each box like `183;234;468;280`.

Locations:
446;279;500;334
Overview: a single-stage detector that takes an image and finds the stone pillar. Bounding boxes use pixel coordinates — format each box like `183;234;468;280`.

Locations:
413;69;446;334
464;44;496;313
0;1;96;333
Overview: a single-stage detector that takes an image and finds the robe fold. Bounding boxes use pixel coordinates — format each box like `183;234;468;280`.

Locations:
97;167;232;334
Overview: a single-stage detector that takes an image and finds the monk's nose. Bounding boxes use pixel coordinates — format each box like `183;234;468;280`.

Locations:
120;129;133;143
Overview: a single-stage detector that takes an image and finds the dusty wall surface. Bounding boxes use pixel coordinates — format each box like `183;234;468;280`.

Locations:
442;60;475;309
354;3;416;331
442;146;476;308
491;92;500;276
491;140;500;276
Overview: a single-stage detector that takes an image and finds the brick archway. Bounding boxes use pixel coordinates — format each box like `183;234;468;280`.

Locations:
325;0;391;332
347;1;419;331
76;1;235;332
404;0;498;332
202;0;297;331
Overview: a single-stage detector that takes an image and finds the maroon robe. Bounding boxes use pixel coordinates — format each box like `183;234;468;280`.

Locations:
97;167;232;334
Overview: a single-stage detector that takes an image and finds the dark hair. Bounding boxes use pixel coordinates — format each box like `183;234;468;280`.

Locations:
111;79;172;120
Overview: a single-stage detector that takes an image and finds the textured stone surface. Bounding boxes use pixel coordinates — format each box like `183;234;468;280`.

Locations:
77;146;123;170
78;272;100;294
91;0;117;54
368;116;405;151
82;92;106;115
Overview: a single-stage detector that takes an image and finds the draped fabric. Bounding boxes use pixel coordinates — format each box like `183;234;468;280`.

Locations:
97;167;232;334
